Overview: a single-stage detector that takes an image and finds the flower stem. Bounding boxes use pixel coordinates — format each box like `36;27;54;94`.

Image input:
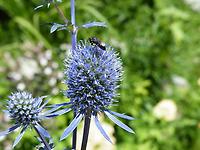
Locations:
81;108;92;150
72;112;77;150
71;0;77;53
70;0;77;149
34;126;51;150
71;0;75;26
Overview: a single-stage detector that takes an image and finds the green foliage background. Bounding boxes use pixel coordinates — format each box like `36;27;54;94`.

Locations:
0;0;200;149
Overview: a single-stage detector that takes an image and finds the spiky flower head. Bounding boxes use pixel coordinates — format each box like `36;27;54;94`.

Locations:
7;92;45;126
61;41;134;142
0;91;68;148
65;41;122;113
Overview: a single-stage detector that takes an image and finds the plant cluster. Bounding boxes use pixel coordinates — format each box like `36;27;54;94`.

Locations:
0;0;134;149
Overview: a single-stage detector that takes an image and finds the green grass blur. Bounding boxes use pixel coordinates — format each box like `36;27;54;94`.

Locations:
0;0;200;150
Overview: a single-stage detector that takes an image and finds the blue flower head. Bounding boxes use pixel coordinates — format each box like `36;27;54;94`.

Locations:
61;41;134;142
0;91;68;148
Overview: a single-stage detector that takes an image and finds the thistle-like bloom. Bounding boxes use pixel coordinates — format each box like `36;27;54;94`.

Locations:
0;91;68;148
61;41;134;142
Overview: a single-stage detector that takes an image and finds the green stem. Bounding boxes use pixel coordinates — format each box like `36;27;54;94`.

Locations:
53;1;68;24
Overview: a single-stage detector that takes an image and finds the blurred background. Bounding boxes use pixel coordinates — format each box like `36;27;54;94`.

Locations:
0;0;200;149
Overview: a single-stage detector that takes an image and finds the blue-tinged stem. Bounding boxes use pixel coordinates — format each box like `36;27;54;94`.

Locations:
71;0;77;53
81;108;91;150
70;0;77;149
34;126;51;150
71;0;75;27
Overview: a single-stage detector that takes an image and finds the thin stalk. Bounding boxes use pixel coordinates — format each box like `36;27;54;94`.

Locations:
34;126;51;150
71;0;75;26
72;112;77;150
70;0;78;149
71;0;77;53
81;109;92;150
53;2;68;24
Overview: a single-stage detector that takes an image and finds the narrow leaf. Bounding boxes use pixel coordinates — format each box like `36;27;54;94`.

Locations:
81;22;107;28
42;106;63;116
0;124;20;136
60;114;83;141
93;115;112;143
108;110;134;120
46;102;71;108
40;100;50;110
45;108;71;118
34;96;46;108
57;27;68;31
34;5;44;10
50;24;58;33
12;126;27;148
50;24;65;33
104;111;134;134
35;123;50;138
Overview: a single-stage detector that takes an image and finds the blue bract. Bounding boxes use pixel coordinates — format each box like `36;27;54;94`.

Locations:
0;91;68;148
61;41;134;142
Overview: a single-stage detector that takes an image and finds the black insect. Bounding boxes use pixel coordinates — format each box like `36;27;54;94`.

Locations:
88;37;106;50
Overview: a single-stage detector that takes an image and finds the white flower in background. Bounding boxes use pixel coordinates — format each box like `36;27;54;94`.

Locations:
17;82;26;90
52;62;59;69
57;71;64;79
44;67;52;75
39;55;48;66
172;75;189;88
38;50;52;67
153;99;178;121
184;0;200;12
60;43;71;52
49;77;57;86
8;72;22;81
44;50;52;60
18;57;40;79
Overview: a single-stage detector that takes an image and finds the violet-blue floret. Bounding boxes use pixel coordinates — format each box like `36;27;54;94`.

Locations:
61;41;134;142
0;91;69;148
